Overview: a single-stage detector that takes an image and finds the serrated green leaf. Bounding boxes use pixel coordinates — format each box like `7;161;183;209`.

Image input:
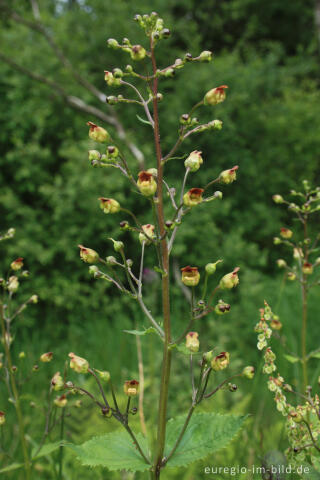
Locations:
0;462;24;473
123;327;157;336
136;114;152;126
283;354;300;364
164;412;247;468
67;430;150;472
32;441;64;459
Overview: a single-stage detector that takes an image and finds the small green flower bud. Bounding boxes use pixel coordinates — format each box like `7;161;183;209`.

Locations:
211;352;230;371
161;28;171;38
184;151;203;172
130;45;146;60
174;58;184;69
139;224;156;245
289;411;303;423
228;383;238;392
199;50;212;62
78;245;99;263
180;113;190;125
104;70;121;87
0;411;5;426
214;299;231;315
32;365;39;372
107;146;119;158
87;122;110;143
181;266;200;287
164;68;175;77
205;260;222;275
11;257;23;271
126;259;133;268
106;256;117;266
214;191;223;199
273;237;281;245
96;370;110;382
40;352;53;363
219;166;239;184
137;171;157;196
277;259;287;268
126;64;133;73
183;188;204;207
54;394;68;408
186;332;200;352
280;227;293;239
120;221;130;231
106;96;118;105
287;272;296;281
109;238;124;252
107;38;119;49
204;85;228;106
147;168;157;177
185;53;193;61
88;150;101;162
242;366;255;379
68;352;89;374
89;265;99;277
219;267;240;290
209;119;223;130
30;294;38;304
99;197;121;214
112;68;123;78
19;351;26;359
203;350;214;363
124;379;139;396
272;194;284;204
156;93;163;101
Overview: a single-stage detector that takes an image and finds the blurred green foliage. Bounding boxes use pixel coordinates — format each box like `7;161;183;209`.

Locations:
1;0;320;478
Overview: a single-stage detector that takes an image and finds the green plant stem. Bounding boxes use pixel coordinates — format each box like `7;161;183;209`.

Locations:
163;403;196;466
58;407;65;480
0;303;31;480
150;38;172;479
301;215;309;389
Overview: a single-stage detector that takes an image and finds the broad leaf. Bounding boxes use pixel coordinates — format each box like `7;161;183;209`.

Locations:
123;327;157;336
67;430;150;472
32;441;64;459
164;412;247;468
283;354;300;364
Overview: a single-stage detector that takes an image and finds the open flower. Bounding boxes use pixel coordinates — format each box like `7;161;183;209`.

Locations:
219;267;240;289
183;188;204;207
11;257;24;271
204;85;228;106
78;245;99;264
40;352;53;363
186;332;200;352
137;171;157;196
280;228;293;239
124;379;139;396
51;372;64;391
68;352;89;374
99;197;121;214
302;262;313;275
87;121;110;143
0;411;5;426
211;352;230;371
219;166;239;184
139;224;156;245
181;266;200;287
184;151;203;172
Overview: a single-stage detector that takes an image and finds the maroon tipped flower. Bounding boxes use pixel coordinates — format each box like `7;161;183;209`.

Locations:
99;197;121;214
137;171;157;196
87;121;110;143
186;332;200;352
78;245;99;264
219;166;239;184
124;379;139;396
11;257;24;271
183;188;204;207
302;262;313;275
204;85;228;106
280;228;293;239
40;352;53;363
211;352;230;371
219;267;240;290
181;266;200;287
